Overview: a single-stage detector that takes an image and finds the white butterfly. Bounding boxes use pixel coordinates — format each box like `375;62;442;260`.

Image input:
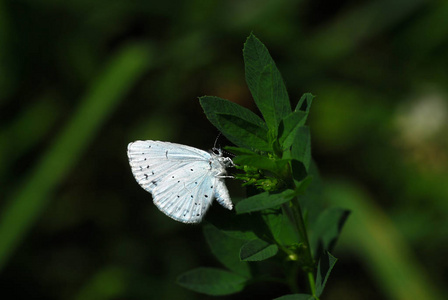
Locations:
127;140;234;223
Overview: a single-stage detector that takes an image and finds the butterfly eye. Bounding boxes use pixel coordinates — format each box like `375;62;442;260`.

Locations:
212;147;222;155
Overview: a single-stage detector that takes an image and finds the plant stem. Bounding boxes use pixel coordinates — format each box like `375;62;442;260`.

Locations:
281;164;317;295
307;271;318;299
292;198;314;267
288;263;300;294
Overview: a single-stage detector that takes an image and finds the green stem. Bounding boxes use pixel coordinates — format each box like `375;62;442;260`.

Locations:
307;271;318;299
292;197;314;267
292;197;317;295
280;163;317;295
288;263;300;294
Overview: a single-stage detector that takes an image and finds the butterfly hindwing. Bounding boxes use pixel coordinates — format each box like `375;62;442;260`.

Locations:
153;168;215;223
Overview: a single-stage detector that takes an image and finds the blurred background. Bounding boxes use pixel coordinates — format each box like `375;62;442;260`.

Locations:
1;0;448;299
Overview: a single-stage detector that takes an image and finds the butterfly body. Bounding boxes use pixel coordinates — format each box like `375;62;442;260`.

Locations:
127;140;233;223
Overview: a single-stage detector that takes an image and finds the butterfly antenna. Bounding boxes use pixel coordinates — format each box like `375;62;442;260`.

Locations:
212;132;222;154
212;132;235;157
213;132;222;149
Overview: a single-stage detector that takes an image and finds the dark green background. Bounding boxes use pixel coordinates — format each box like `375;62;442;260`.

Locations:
1;0;447;299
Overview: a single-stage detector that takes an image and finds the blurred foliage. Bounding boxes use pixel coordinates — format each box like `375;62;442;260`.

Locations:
1;0;448;299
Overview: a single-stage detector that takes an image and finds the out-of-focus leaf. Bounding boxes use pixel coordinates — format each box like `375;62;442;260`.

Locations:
315;251;337;297
307;0;425;62
203;223;251;277
0;42;153;270
74;266;127;300
177;267;247;296
325;181;445;300
310;207;350;257
239;238;278;261
274;294;314;300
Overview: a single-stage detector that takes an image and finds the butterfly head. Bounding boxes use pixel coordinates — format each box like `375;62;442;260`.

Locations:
219;156;234;168
211;148;234;169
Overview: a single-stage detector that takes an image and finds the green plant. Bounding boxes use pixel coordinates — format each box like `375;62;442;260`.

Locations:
176;34;349;299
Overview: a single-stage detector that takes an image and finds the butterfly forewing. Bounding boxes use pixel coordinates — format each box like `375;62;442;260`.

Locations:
127;140;233;223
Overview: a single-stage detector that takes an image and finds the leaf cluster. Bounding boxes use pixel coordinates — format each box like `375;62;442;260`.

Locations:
177;34;349;299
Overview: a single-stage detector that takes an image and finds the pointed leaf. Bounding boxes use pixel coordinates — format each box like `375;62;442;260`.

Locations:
207;212;261;241
278;112;307;149
310;207;350;257
255;64;283;132
240;239;278;261
200;96;265;127
203;223;251;277
291;126;311;171
295;93;314;114
291;159;308;183
243;34;290;130
274;294;314;300
236;189;296;214
177;267;247;296
315;251;338;297
262;210;297;246
216;113;270;151
200;96;269;151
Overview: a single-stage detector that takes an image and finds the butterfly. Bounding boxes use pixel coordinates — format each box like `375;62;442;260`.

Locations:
127;140;234;223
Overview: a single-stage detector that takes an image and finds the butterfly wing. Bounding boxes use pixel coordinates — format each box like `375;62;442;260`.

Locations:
152;166;217;223
214;178;232;210
127;140;229;223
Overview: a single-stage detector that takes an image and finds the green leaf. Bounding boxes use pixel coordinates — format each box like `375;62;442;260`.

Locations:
291;159;308;183
315;251;338;297
256;64;280;132
262;210;297;246
225;146;258;156
295;93;315;114
278;112;307;149
233;155;289;175
310;207;350;257
200;95;265;128
207;211;261;241
291;126;311;171
203;223;251;277
274;294;315;300
216;113;270;151
236;189;296;214
239;239;279;261
177;267;247;296
243;33;290;131
199;96;270;151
